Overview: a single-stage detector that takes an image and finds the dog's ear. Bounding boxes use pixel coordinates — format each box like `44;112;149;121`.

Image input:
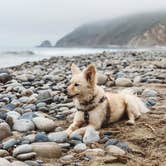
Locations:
84;64;96;86
71;63;81;75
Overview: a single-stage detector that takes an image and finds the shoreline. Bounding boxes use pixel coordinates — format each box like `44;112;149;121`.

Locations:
1;48;166;69
1;49;166;70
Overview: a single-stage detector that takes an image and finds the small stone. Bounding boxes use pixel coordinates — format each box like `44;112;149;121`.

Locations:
60;155;74;164
55;126;64;132
142;89;157;97
0;121;11;141
21;89;33;96
19;112;38;120
37;90;52;103
134;76;142;84
145;98;156;107
13;144;32;157
105;139;131;152
74;143;87;153
106;145;125;155
13;119;35;132
0;71;12;83
16;152;36;161
48;131;67;143
36;102;46;108
0;97;10;103
0;157;11;166
35;132;48;142
83;126;100;144
116;142;131;152
19;96;29;103
21;139;31;144
27;96;37;104
11;161;29;166
115;78;133;87
85;148;105;158
0;149;9;157
99;136;110;144
2;138;17;150
0;112;7;120
31;142;61;158
7;111;21;122
25;160;40;166
70;132;82;141
33;117;55;132
5;103;16;111
23;104;36;112
68;139;82;146
154;61;166;69
97;73;108;85
23;134;36;143
37;107;49;113
105;139;119;147
58;143;71;149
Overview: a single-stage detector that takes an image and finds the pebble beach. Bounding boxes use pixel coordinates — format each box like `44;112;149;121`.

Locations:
0;50;166;166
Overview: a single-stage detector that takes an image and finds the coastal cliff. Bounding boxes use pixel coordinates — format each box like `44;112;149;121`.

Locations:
55;11;166;47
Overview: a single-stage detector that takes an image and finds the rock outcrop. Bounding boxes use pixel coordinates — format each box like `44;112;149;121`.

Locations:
128;23;166;47
38;40;52;47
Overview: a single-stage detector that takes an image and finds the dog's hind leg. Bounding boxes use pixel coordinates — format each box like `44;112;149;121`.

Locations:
125;101;141;125
126;110;135;125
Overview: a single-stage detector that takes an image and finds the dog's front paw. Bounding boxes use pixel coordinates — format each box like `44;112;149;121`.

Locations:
126;120;135;125
65;129;72;137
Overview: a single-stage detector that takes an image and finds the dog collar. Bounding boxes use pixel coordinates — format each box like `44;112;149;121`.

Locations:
80;94;97;106
77;96;107;112
77;96;107;125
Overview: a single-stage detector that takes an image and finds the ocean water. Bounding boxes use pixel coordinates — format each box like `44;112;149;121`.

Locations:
0;47;159;68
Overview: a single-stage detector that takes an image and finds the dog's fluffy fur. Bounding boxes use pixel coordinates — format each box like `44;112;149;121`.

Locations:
66;64;149;136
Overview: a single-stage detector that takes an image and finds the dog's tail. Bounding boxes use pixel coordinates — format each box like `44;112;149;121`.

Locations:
134;96;150;113
120;88;150;113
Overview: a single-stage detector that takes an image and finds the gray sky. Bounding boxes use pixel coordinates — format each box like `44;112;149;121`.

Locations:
0;0;166;48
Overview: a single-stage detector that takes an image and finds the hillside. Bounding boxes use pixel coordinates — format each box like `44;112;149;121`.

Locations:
55;11;166;47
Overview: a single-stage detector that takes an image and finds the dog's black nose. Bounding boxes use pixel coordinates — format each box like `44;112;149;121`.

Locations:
63;89;68;95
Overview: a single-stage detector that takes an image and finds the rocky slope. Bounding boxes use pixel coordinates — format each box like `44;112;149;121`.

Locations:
0;50;166;165
128;23;166;47
56;11;166;48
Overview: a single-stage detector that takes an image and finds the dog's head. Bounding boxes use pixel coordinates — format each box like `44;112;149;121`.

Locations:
67;64;97;99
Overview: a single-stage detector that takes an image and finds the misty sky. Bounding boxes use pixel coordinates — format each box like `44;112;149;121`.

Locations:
0;0;166;48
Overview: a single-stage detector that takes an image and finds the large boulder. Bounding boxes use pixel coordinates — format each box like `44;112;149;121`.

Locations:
31;142;61;158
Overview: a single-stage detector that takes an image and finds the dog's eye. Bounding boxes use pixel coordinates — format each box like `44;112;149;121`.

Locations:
74;83;80;87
